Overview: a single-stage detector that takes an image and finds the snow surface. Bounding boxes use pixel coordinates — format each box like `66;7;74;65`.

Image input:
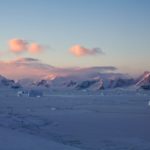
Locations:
0;88;150;150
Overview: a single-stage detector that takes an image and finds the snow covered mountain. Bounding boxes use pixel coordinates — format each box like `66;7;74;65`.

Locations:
136;71;150;90
76;78;135;91
0;75;21;89
3;71;150;91
28;72;135;91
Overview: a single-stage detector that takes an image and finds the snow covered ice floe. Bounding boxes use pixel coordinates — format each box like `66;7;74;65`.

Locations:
148;101;150;106
0;88;150;150
0;127;80;150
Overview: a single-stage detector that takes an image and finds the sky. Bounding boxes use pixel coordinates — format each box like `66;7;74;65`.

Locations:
0;0;150;78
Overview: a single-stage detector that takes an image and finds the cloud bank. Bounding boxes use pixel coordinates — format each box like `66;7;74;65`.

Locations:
0;57;117;80
70;45;104;57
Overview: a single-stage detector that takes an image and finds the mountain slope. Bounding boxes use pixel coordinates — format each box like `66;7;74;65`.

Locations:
136;71;150;90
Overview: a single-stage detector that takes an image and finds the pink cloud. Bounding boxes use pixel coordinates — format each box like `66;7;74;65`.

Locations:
9;39;27;53
28;43;43;54
70;45;104;57
8;38;44;54
0;57;116;80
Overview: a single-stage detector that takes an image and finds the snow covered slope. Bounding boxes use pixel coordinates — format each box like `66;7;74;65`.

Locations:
136;71;150;90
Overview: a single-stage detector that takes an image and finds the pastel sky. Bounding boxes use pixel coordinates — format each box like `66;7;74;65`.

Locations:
0;0;150;77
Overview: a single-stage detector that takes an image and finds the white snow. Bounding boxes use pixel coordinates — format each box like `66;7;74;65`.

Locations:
148;101;150;106
0;88;150;150
0;127;80;150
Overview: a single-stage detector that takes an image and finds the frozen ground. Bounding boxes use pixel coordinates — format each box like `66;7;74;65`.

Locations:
0;89;150;150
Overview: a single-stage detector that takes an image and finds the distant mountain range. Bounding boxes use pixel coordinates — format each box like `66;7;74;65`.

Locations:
1;71;150;91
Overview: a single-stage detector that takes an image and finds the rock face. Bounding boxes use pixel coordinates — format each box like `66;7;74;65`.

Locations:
76;80;98;90
65;80;77;88
36;80;50;88
136;72;150;90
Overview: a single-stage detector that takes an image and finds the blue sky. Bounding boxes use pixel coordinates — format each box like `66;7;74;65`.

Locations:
0;0;150;75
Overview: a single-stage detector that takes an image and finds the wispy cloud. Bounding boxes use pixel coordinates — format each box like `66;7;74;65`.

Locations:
10;57;40;64
70;45;104;57
8;38;44;54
